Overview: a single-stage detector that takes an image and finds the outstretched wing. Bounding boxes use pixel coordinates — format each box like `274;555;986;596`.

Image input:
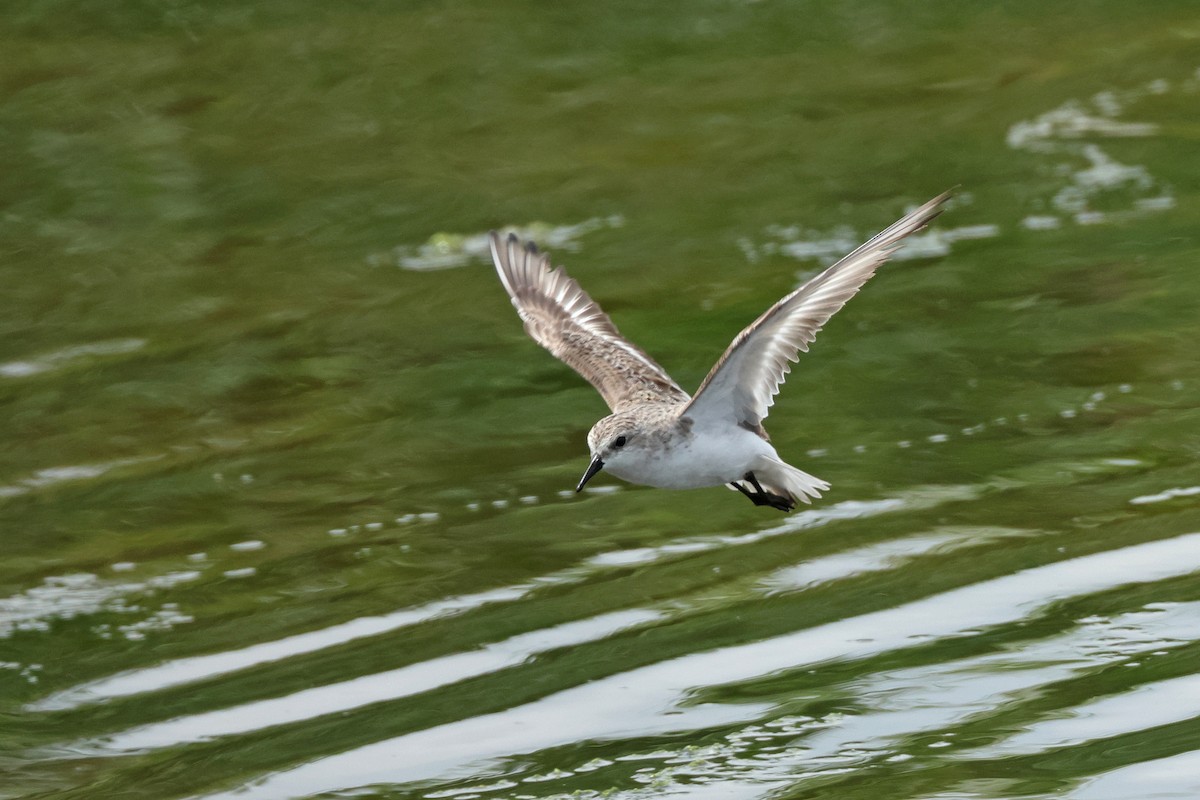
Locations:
682;192;950;432
489;232;689;412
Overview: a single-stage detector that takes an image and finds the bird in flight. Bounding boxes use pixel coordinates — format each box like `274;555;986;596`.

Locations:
489;192;949;511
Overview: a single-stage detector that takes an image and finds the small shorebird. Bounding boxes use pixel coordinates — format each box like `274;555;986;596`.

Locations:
489;192;949;511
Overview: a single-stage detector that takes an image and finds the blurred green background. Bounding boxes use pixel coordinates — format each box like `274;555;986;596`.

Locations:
3;2;1200;798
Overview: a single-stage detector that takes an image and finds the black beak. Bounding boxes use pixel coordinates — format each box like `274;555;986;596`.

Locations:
576;456;604;492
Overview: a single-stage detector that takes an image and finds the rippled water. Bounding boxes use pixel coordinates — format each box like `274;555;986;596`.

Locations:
3;4;1200;799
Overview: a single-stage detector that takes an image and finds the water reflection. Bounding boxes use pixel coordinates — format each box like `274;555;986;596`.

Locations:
194;533;1200;798
967;669;1200;758
1065;750;1200;800
97;609;661;750
37;483;976;711
33;583;541;710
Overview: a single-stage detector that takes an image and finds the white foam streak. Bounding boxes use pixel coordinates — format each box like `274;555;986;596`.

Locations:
375;216;625;271
1006;100;1157;151
0;456;159;502
1131;485;1200;505
2;571;200;640
0;338;147;378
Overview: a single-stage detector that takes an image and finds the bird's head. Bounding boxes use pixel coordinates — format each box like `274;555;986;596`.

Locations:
577;413;640;492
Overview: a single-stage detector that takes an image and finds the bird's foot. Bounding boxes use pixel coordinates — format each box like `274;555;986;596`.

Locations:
729;472;795;512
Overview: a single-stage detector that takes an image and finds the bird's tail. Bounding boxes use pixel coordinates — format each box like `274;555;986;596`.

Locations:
750;456;830;508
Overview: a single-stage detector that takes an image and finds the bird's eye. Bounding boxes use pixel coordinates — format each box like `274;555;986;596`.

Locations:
613;435;627;448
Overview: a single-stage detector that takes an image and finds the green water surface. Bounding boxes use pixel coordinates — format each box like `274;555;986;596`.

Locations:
3;3;1200;799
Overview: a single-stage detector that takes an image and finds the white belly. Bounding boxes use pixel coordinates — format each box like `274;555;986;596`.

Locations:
605;427;776;490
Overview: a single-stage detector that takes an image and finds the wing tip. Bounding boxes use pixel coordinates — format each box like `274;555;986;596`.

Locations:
907;187;957;232
491;230;547;274
905;188;954;230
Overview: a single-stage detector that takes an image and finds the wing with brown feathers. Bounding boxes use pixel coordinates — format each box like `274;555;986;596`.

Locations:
489;232;689;412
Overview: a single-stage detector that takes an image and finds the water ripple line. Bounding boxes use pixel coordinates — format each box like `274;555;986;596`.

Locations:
193;532;1200;800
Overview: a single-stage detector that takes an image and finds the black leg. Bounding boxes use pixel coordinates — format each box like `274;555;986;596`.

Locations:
730;473;794;511
730;480;758;501
745;472;767;495
730;479;772;507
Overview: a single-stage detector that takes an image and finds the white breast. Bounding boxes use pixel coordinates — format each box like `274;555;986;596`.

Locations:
604;426;776;490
